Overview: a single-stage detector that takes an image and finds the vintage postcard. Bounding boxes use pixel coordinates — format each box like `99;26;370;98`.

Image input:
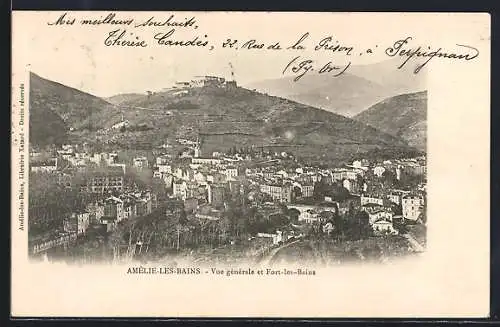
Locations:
11;11;490;317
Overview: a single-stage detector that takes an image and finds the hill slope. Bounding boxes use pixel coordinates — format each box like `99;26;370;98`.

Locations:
353;91;427;150
30;73;413;160
105;93;146;105
29;72;119;146
246;58;427;117
110;85;411;159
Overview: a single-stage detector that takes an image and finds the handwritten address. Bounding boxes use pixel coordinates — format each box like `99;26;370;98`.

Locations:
46;12;481;81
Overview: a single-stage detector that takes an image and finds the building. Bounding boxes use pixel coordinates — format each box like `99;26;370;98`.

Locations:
332;168;359;181
29;231;77;255
372;219;397;235
260;183;292;203
361;194;384;206
56;171;73;189
403;163;426;176
173;180;188;200
30;158;58;173
363;207;394;225
287;204;339;224
85;201;105;224
134;191;153;216
107;153;118;165
64;211;90;235
122;196;138;220
207;183;226;207
158;164;172;174
387;190;410;205
85;169;124;193
223;166;238;180
301;184;314;198
256;231;283;245
191;157;222;166
112;120;129;130
103;196;125;223
373;166;386;177
402;195;425;221
156;155;171;165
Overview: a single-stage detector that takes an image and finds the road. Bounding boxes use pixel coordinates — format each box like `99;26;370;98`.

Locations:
403;233;425;252
257;239;301;266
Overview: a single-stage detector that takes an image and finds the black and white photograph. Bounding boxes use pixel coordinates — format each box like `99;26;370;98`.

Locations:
11;11;489;318
27;35;428;268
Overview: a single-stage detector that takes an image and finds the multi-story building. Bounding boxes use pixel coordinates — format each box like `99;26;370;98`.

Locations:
387;190;410;205
402;195;425;221
30;158;58;173
207;183;226;207
223;166;238;180
191;157;222;166
360;194;384;206
372;219;397;234
121;196;138;220
103;196;125;222
365;208;394;225
332;168;359;181
260;183;292;203
287;204;339;224
85;201;105;224
85;169;124;193
301;184;314;198
173;180;188;200
156;155;171;166
64;211;90;235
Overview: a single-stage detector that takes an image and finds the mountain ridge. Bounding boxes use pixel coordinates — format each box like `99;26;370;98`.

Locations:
246;58;427;117
29;72;415;161
353;91;427;150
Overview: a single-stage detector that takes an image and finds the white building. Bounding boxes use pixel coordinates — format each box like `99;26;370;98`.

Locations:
301;184;314;198
191;157;222;165
361;194;384;206
173;181;188;200
223;167;238;180
373;166;386;177
366;209;393;225
257;231;283;245
156;155;171;165
372;219;398;234
402;195;425;221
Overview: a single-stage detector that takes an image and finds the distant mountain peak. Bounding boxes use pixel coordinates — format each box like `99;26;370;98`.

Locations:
246;60;427;117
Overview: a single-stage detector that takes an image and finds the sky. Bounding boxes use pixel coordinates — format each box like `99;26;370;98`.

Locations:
13;11;489;97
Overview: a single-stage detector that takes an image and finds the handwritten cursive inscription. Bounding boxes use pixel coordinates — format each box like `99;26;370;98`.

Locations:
154;29;212;49
44;12;482;77
134;15;197;29
283;56;351;81
386;36;480;73
104;29;147;47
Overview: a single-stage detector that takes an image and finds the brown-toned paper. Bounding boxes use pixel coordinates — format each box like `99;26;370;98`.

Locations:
11;11;490;318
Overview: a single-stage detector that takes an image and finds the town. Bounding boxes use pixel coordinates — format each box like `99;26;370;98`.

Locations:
28;133;427;265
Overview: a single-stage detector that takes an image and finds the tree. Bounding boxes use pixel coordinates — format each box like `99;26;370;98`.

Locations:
313;178;329;200
381;170;397;188
288;208;301;223
318;210;335;222
293;186;302;198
